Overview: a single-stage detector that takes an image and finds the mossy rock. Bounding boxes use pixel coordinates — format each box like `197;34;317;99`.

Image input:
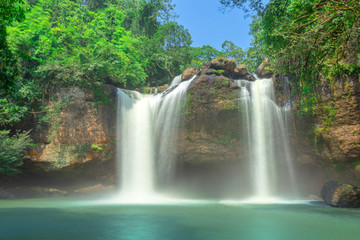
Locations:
321;181;360;207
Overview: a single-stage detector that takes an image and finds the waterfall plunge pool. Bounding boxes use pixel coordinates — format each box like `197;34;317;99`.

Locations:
1;197;360;240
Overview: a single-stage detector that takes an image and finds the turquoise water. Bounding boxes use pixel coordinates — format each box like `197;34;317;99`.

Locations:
1;198;360;240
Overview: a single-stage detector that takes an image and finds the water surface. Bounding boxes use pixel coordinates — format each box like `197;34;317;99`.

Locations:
0;198;359;240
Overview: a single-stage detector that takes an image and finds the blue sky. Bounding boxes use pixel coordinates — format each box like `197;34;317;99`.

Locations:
172;0;253;51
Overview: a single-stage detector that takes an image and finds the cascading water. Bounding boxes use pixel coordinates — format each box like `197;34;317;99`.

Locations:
235;76;296;201
115;76;195;201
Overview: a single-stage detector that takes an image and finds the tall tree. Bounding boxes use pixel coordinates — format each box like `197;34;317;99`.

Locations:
144;21;192;86
8;0;147;89
0;0;27;93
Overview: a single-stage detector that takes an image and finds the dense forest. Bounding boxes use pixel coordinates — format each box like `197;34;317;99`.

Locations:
0;0;359;176
222;0;359;113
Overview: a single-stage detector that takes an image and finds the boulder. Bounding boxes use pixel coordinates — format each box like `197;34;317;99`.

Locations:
232;64;249;79
210;58;236;77
74;184;115;195
201;69;222;76
255;58;274;78
179;73;244;167
29;187;68;197
305;194;322;201
320;181;360;207
182;67;200;81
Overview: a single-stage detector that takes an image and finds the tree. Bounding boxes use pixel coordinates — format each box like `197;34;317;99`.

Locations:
222;0;360;78
221;40;246;63
222;0;360;114
7;0;147;89
0;0;27;93
220;0;266;14
190;45;221;62
143;21;192;86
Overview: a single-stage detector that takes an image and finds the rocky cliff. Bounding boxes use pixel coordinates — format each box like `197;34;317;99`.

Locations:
289;73;360;193
2;57;359;199
2;85;118;197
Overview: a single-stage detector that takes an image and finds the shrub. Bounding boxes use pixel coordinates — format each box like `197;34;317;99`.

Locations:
0;130;32;176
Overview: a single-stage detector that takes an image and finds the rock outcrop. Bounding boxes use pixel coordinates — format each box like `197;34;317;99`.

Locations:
179;73;243;167
210;58;237;78
3;85;118;197
233;64;249;79
289;73;360;192
255;58;273;78
321;181;360;207
182;67;200;81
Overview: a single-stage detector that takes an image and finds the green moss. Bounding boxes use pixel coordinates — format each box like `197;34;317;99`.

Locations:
321;101;337;131
223;103;238;110
351;160;360;167
185;92;193;116
331;161;346;171
217;78;229;86
217;135;232;147
93;88;111;107
91;144;103;151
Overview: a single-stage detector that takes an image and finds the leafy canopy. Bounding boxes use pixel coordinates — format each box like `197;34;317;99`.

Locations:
8;0;147;89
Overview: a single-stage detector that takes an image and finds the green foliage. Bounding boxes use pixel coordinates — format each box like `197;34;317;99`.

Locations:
190;45;222;63
220;0;265;14
188;40;262;73
7;0;147;89
0;130;32;176
93;87;111;107
0;0;28;93
91;144;103;151
221;40;246;63
252;0;358;79
1;0;196;140
143;21;193;86
217;78;230;86
0;97;28;125
321;101;337;130
217;135;233;147
221;0;360;120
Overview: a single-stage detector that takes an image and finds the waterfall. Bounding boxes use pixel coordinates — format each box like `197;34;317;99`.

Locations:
115;76;194;201
235;76;296;201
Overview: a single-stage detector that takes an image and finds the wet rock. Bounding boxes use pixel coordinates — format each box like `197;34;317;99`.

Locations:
74;184;116;195
182;67;200;81
140;84;169;93
29;187;68;197
255;58;274;78
178;73;245;167
320;181;360;207
305;194;322;201
201;69;223;76
210;58;236;77
233;64;249;79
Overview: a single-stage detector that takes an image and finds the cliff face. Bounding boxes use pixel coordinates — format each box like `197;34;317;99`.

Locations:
314;76;360;162
290;74;360;191
8;85;118;197
5;58;359;198
173;61;255;197
177;61;360;197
